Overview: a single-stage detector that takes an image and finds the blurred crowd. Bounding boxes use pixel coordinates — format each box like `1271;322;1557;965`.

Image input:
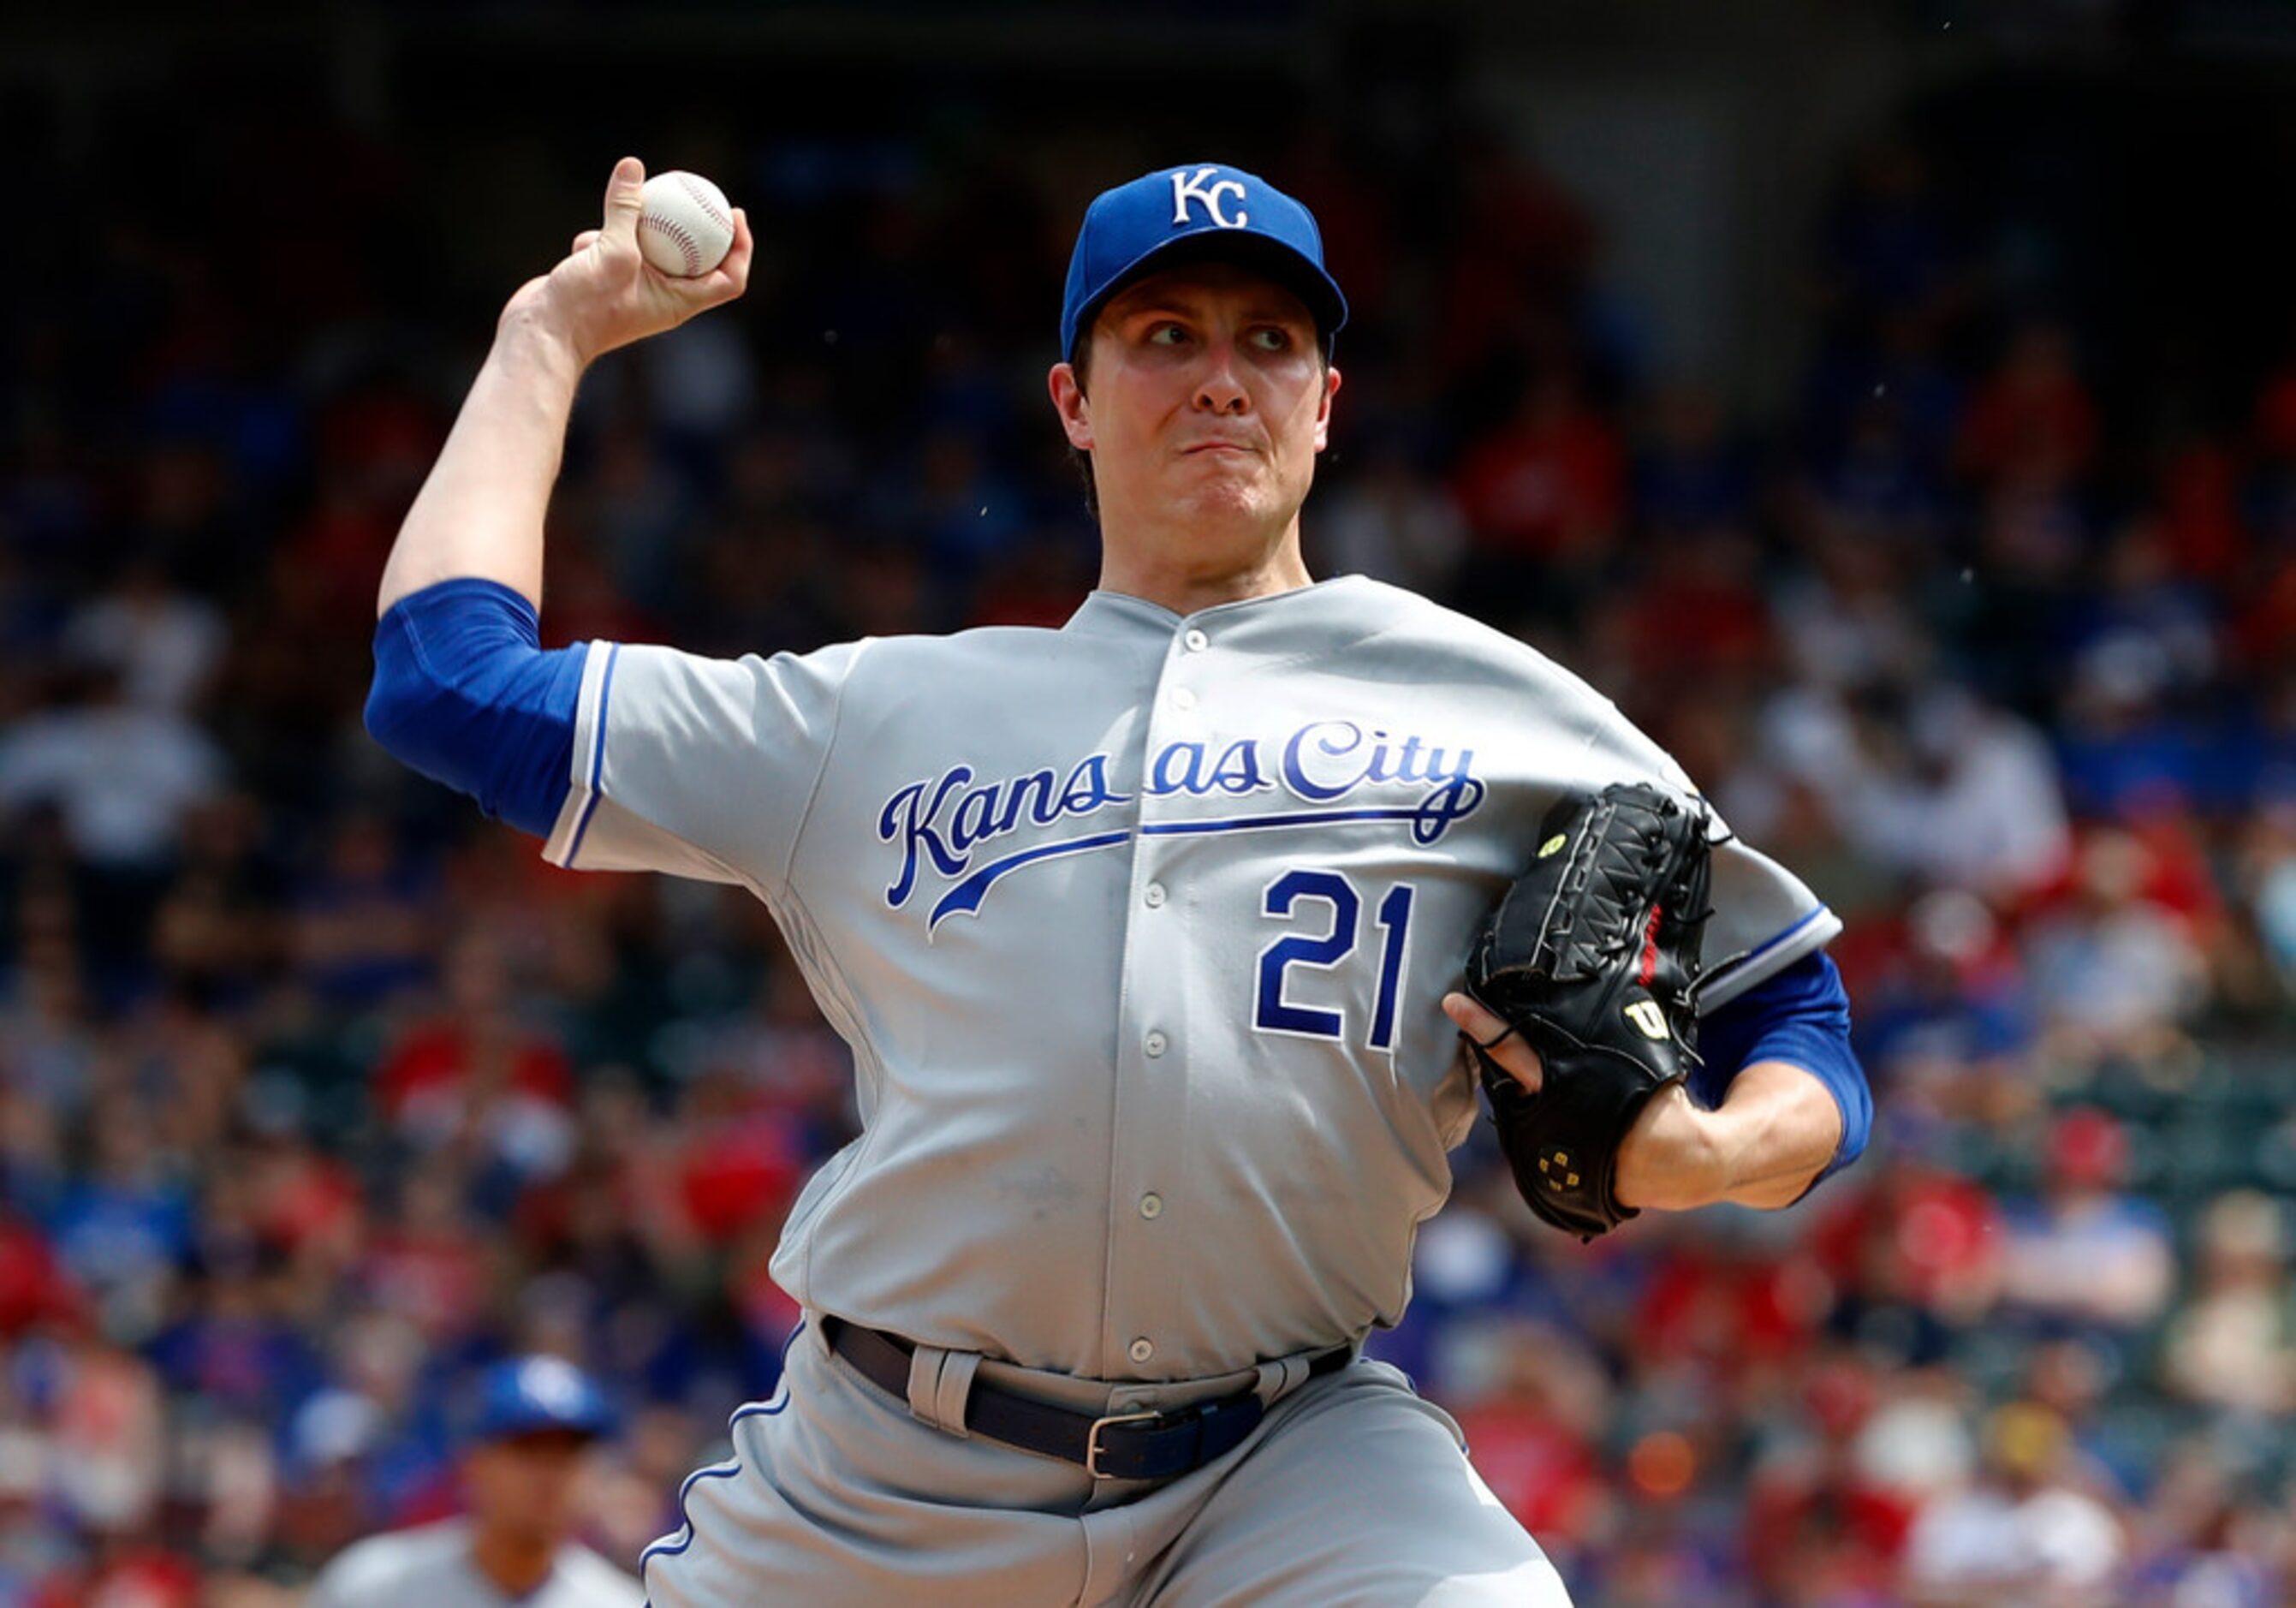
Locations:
4;65;2296;1608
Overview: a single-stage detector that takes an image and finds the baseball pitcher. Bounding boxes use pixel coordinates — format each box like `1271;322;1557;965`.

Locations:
365;157;1871;1605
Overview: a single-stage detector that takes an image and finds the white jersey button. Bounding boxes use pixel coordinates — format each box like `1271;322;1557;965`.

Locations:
1139;1193;1163;1219
1171;687;1197;711
1144;1030;1168;1058
1143;882;1166;908
1183;628;1209;652
1128;1337;1156;1364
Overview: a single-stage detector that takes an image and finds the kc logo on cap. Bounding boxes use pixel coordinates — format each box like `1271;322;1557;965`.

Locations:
1058;160;1348;364
1171;167;1249;229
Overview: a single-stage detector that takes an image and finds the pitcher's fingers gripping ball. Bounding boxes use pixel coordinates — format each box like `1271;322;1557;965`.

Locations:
512;158;752;368
1466;783;1716;1241
639;170;736;277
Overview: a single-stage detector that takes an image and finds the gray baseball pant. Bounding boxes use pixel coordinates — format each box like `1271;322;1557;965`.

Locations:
641;1314;1571;1606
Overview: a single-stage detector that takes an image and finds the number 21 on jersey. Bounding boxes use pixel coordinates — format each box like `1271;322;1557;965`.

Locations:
1253;870;1415;1051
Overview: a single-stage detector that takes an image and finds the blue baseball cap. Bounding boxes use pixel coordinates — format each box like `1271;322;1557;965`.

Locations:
1060;162;1348;366
470;1356;617;1444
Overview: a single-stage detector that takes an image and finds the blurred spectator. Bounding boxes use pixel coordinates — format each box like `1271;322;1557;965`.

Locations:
1769;527;1931;694
2123;1438;2275;1608
1900;1402;2126;1606
580;430;701;617
1633;384;1754;536
1800;319;1962;517
0;944;96;1121
1745;1354;1918;1601
1311;442;1468;595
285;379;443;631
908;426;1030;606
2023;829;2211;1071
148;794;280;1008
2252;674;2296;807
635;314;758;462
2019;1340;2130;1504
46;1097;193;1344
1431;127;1596;375
1837;685;2073;903
146;1233;324;1429
1451;367;1627;593
0;669;224;872
2060;523;2220;708
358;1162;490;1347
667;1068;801;1249
1956;322;2100;491
1605;525;1773;694
1816;1138;2006;1356
0;1212;82;1341
2145;438;2248;589
58;560;225;716
372;931;573;1183
2160;1191;2296;1418
2052;620;2216;823
1815;134;1965;338
1997;1110;2175;1341
1853;889;2040;1125
49;1340;170;1545
1443;1319;1615;1578
289;813;438;1012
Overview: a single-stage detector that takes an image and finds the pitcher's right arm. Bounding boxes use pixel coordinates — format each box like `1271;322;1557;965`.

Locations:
365;158;751;836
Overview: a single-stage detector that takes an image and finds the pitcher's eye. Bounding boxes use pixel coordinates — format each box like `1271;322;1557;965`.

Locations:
1148;324;1189;347
1247;327;1294;353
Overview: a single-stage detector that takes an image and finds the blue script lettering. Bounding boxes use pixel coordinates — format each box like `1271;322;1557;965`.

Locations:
1145;737;1276;799
1062;754;1124;813
1149;741;1209;795
880;753;1130;908
1209;738;1268;795
1281;721;1485;843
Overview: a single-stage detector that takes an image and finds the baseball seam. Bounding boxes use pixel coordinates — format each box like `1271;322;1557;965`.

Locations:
674;173;734;233
641;213;703;276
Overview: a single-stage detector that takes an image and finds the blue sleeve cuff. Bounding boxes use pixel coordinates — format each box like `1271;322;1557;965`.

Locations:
1692;950;1871;1188
365;578;585;838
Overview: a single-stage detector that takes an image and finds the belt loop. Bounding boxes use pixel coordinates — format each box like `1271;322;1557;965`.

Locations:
1252;1353;1310;1406
906;1343;980;1438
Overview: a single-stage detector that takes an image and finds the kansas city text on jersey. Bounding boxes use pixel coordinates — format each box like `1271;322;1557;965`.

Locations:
877;719;1488;930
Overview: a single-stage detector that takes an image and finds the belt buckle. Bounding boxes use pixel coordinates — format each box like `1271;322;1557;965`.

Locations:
1083;1409;1162;1480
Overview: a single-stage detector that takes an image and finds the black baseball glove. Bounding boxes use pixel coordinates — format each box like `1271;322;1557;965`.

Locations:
1465;782;1716;1241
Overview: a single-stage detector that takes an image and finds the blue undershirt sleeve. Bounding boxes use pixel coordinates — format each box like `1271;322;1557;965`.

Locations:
364;578;586;838
1692;950;1871;1188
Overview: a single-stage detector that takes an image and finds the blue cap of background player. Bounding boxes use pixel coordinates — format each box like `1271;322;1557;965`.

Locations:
1060;163;1349;366
470;1355;617;1444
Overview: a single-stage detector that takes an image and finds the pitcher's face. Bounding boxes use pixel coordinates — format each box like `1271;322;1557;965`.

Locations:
1053;261;1339;554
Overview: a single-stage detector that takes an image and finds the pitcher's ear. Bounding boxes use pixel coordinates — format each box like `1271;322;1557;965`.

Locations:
1050;363;1093;451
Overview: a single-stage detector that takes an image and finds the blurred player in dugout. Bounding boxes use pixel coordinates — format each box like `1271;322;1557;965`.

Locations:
305;1356;641;1608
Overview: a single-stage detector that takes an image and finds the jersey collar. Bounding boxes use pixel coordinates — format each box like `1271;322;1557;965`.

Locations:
1062;575;1369;637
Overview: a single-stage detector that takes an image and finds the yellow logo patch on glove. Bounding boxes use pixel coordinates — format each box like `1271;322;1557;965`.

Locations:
1623;999;1670;1040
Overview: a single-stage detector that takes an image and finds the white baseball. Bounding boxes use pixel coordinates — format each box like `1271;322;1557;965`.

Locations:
638;170;736;277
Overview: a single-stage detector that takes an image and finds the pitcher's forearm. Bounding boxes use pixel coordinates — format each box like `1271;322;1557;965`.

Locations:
377;309;586;616
1710;1060;1845;1208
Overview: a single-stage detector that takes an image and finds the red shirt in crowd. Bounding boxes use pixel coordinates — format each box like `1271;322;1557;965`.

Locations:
1452;389;1626;561
374;1020;574;1123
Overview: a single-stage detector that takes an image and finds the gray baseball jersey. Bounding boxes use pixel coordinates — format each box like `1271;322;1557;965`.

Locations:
540;575;1837;1383
308;1518;643;1608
